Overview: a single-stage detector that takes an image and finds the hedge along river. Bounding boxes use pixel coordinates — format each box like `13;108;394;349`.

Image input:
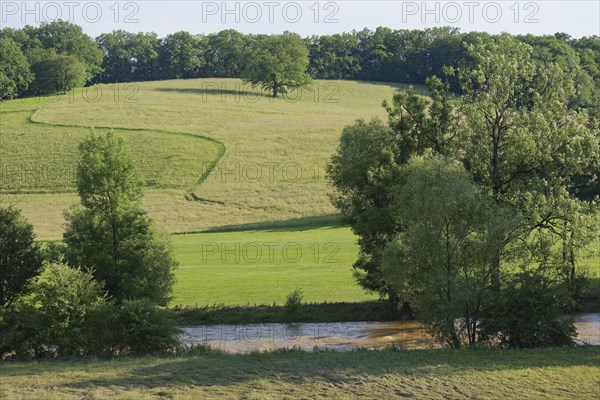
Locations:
179;313;600;353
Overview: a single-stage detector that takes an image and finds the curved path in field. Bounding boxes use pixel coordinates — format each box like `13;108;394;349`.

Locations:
0;104;226;196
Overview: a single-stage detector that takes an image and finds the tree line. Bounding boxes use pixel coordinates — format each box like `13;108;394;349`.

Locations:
1;22;599;113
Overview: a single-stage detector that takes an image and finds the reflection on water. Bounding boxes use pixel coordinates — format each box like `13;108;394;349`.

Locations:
179;313;599;353
573;313;600;346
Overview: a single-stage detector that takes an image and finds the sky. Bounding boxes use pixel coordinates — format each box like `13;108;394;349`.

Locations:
1;1;599;38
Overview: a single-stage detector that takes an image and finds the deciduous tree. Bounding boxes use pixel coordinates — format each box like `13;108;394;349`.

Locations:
64;132;176;305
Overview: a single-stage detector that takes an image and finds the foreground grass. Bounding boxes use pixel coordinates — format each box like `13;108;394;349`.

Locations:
1;79;400;239
1;347;598;399
171;225;377;307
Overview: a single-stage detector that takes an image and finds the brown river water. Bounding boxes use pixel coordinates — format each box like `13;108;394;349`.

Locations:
179;313;599;353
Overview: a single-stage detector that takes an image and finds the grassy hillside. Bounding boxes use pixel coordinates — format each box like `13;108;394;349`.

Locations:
0;110;221;193
171;225;376;307
0;79;402;239
1;347;598;399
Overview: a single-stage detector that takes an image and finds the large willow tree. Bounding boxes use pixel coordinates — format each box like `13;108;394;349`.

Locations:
328;35;599;304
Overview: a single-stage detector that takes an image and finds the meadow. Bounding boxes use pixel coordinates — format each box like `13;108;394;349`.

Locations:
171;225;376;306
1;347;598;399
1;82;597;309
170;225;599;309
0;79;402;239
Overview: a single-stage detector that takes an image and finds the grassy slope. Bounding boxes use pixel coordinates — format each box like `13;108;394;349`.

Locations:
1;347;598;399
0;110;220;192
1;79;401;239
171;225;376;307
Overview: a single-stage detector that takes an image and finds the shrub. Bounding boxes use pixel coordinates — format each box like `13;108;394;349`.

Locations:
2;263;111;358
481;271;576;348
284;288;303;321
115;298;180;355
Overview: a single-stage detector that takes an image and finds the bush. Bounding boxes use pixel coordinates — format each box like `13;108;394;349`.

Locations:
481;271;576;348
115;298;180;355
284;288;303;321
2;263;111;358
1;265;182;358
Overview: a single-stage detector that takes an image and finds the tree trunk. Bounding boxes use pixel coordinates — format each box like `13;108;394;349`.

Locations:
273;80;278;98
568;228;576;296
490;126;502;292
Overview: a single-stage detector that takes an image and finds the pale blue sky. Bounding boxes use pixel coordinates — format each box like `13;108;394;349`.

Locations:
1;1;599;38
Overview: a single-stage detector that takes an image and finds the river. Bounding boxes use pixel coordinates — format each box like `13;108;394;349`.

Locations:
179;313;599;353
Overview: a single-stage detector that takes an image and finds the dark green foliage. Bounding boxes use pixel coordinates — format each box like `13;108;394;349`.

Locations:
327;79;458;301
307;33;361;79
326;118;401;299
329;35;599;307
284;288;304;321
0;206;43;308
481;271;576;348
115;298;180;355
1;265;180;358
28;21;102;82
2;24;596;108
0;38;32;99
158;31;205;79
64;132;176;305
173;301;399;325
96;30;160;82
203;29;253;78
28;50;85;95
242;32;312;97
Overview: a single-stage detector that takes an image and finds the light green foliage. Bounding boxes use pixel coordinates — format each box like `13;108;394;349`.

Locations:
382;155;519;347
243;32;312;97
64;133;177;305
76;131;143;208
16;262;109;357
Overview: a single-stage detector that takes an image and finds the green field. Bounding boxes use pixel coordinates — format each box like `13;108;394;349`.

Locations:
0;110;221;192
2;78;598;310
1;347;598;399
0;79;401;239
171;225;598;309
171;225;376;307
